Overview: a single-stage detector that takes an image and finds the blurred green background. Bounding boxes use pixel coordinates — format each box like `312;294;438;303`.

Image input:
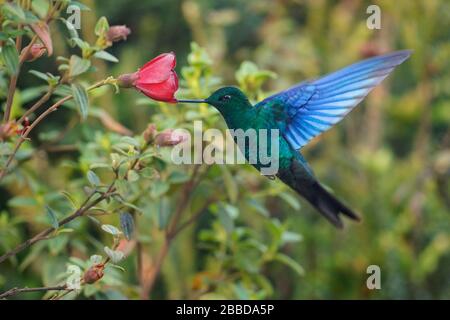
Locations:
1;0;449;299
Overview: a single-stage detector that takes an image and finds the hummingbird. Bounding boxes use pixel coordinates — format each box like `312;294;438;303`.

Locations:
178;50;411;228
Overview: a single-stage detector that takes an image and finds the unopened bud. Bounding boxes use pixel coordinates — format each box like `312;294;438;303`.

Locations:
30;22;53;56
21;43;47;62
0;122;20;141
106;25;131;43
83;264;105;284
142;124;157;143
155;129;189;147
117;72;139;88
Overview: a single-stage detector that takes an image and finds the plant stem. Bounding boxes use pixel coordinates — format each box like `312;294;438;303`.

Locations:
0;79;112;182
140;165;203;299
0;195;92;264
0;185;114;264
17;87;55;124
3;1;61;122
0;285;69;299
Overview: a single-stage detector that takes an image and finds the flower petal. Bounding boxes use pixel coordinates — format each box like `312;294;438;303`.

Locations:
136;71;178;103
30;22;53;56
138;52;176;84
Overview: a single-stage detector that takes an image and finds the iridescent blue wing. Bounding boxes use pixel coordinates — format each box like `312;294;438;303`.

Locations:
256;50;411;150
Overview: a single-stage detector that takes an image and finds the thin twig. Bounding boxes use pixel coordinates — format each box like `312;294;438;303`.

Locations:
0;79;111;182
0;136;139;264
17;87;55;124
3;2;61;122
172;198;215;237
140;165;204;299
0;188;109;264
0;285;68;299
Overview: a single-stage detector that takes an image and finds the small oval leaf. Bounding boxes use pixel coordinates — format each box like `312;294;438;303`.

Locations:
71;83;89;120
120;212;134;240
46;206;59;229
1;40;19;75
86;170;100;186
101;224;121;236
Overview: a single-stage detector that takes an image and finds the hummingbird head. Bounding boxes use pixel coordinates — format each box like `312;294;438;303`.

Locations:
204;87;250;109
177;86;252;113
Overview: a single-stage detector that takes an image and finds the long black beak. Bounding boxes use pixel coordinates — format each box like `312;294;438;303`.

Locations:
177;99;207;104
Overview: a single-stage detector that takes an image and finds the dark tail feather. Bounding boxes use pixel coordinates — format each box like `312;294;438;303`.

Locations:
304;182;360;228
278;159;360;228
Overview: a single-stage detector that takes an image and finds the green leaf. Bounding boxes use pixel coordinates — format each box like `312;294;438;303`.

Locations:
222;203;239;219
1;39;19;75
115;179;129;196
217;205;234;234
60;191;78;209
220;166;238;203
69;55;91;77
90;254;103;265
45;206;59;229
168;171;190;184
8;196;39;207
56;228;74;235
2;3;26;21
94;50;118;63
158;197;171;229
108;264;125;272
279;192;301;210
117;200;143;213
104;246;124;263
110;153;121;169
23;11;40;24
101;224;121;236
274;253;304;276
119;136;140;148
95;16;109;36
71;83;89;120
281;231;303;244
86;170;100;186
120;212;134;240
127;170;139;182
29;70;49;81
47;234;69;255
246;199;269;217
151;181;169;198
32;0;50;18
89;163;111;170
62;18;79;40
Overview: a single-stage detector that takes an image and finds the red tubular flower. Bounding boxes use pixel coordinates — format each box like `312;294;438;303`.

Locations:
118;52;178;103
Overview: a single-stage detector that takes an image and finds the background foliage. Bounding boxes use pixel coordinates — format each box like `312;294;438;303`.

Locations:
0;0;449;299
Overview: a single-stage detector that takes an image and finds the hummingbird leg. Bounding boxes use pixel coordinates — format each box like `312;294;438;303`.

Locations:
264;175;276;180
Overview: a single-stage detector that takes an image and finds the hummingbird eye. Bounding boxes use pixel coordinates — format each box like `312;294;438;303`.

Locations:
219;95;231;102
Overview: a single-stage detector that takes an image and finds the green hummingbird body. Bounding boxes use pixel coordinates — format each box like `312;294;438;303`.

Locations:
180;50;411;227
204;87;355;227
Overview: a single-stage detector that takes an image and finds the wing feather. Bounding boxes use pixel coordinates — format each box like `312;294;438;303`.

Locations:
256;50;411;149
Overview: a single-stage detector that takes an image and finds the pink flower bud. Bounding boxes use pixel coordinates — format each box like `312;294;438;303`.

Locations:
155;129;189;147
106;25;131;43
30;22;53;56
142;123;157;143
0;122;20;141
21;43;46;62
